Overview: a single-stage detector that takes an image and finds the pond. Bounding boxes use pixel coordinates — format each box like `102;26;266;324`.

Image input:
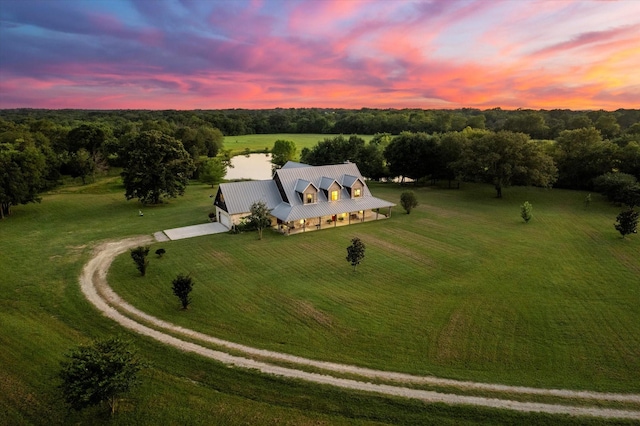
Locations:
224;153;274;180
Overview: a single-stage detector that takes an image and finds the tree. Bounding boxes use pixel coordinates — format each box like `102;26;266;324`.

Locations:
453;131;557;198
553;128;617;190
120;131;195;205
59;337;143;415
614;209;639;238
198;158;226;187
172;274;194;309
67;148;95;184
246;200;272;240
521;201;533;223
0;141;47;218
346;237;366;271
271;139;297;167
400;190;419;214
593;172;640;207
130;246;150;276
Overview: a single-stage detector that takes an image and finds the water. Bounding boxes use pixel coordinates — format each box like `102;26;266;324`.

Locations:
224;153;273;180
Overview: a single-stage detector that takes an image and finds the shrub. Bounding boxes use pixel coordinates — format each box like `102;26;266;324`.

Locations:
521;201;533;223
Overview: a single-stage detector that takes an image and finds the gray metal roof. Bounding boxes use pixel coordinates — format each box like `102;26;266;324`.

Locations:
270;163;395;222
218;162;395;222
218;180;281;214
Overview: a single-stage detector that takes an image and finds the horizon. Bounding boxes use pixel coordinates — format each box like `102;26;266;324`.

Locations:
1;0;639;111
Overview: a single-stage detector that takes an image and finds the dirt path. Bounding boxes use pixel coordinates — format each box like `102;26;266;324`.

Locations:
79;236;640;420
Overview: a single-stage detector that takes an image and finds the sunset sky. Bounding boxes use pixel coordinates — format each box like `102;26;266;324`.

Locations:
1;0;639;110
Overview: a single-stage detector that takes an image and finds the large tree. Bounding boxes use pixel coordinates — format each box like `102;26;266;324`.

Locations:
59;337;143;415
384;132;439;182
0;141;47;218
120;131;195;204
454;131;557;198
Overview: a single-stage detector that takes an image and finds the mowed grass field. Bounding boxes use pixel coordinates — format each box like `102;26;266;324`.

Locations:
109;183;640;393
224;133;374;155
1;170;639;425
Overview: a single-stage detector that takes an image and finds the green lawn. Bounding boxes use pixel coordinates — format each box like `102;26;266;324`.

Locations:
223;133;374;156
109;183;640;393
1;174;638;425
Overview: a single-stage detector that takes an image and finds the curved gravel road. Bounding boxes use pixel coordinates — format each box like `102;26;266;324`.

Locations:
80;235;640;420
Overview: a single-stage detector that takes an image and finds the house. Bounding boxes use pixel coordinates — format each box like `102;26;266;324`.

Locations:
213;161;395;235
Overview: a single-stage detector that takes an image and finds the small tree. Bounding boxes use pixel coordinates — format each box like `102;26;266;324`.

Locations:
346;237;366;271
59;337;143;415
198;158;226;187
246;200;272;240
615;209;639;238
172;274;194;309
400;190;418;214
130;246;150;276
521;201;533;223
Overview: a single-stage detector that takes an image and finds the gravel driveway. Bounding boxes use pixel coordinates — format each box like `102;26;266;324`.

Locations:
79;235;640;420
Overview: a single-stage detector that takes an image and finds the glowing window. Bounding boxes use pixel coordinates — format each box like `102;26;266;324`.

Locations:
306;193;314;204
353;188;361;198
331;190;339;201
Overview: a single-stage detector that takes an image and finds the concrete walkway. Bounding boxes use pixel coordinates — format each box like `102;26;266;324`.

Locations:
159;222;228;241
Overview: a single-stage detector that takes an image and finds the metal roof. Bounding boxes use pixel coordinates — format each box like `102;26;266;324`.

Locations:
217;162;395;222
218;180;282;214
270;163;395;222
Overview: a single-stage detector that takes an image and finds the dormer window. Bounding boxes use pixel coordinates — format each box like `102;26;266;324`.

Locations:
306;193;315;204
331;190;339;201
353;188;361;198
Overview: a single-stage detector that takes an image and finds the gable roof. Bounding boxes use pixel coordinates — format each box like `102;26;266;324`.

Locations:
218;180;282;215
270;163;395;222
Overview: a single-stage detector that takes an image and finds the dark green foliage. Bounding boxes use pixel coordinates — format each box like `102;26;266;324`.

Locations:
120;131;195;205
198;158;226;187
454;131;557;198
271;139;297;167
400;190;419;214
59;337;143;415
0;141;46;218
246;200;272;240
615;209;639;238
172;274;194;309
521;201;533;223
155;248;166;258
594;172;640;207
130;246;150;276
346;237;366;271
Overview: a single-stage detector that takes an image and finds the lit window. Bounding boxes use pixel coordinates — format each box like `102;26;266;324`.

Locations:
331;190;339;201
353;188;361;198
306;193;314;204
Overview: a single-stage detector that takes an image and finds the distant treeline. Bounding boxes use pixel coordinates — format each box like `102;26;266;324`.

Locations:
2;107;640;140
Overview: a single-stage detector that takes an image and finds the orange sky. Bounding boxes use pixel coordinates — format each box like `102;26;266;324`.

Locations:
1;0;639;110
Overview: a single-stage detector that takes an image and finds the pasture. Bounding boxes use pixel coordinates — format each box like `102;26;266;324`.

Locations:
109;183;640;393
224;133;374;155
1;172;639;424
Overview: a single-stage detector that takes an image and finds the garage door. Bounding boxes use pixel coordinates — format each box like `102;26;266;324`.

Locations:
218;210;231;228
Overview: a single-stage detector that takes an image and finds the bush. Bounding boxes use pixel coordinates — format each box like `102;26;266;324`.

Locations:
172;274;194;309
155;248;166;258
521;201;533;223
400;190;418;214
130;246;150;276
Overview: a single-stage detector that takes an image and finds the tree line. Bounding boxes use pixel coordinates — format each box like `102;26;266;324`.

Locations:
1;108;639;218
2;107;640;139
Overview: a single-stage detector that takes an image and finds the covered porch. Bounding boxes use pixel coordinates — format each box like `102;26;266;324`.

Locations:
275;207;392;235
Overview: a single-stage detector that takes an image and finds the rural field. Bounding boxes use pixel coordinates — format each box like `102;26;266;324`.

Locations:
225;133;374;155
1;171;639;425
